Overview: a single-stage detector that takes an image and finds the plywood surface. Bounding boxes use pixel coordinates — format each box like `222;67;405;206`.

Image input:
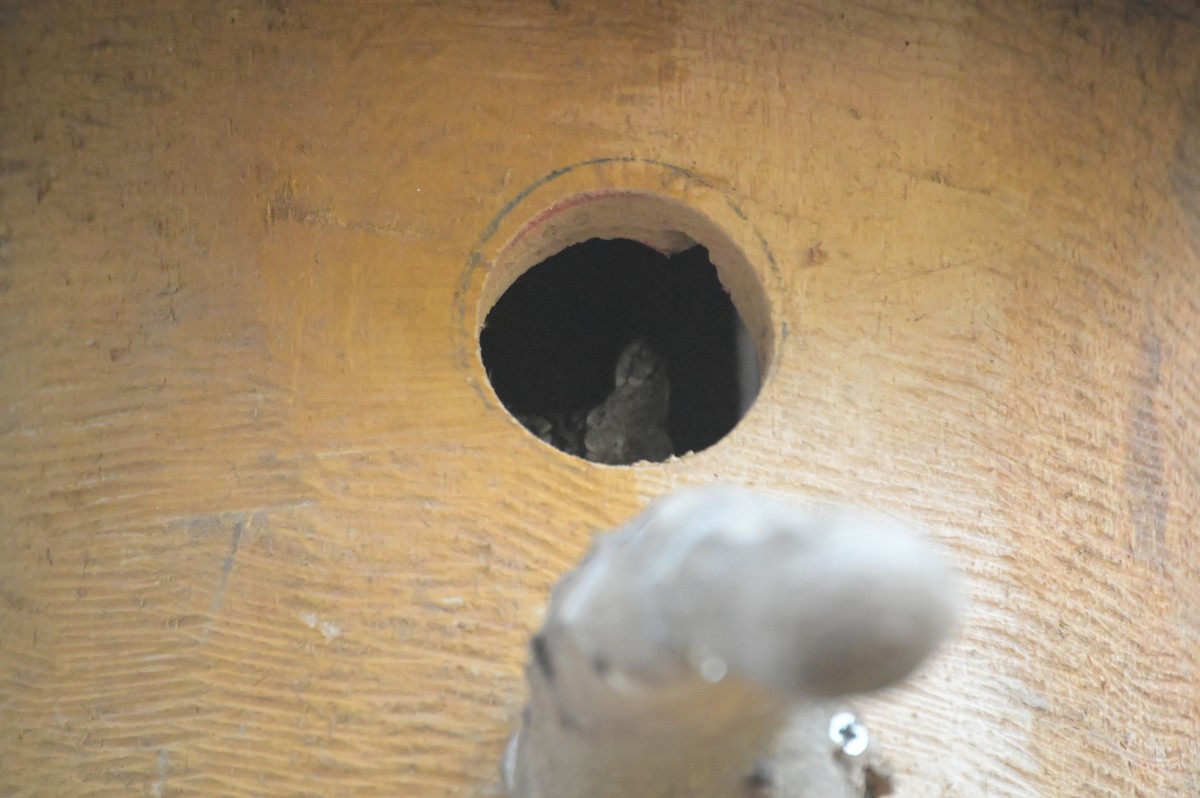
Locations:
1;1;1197;795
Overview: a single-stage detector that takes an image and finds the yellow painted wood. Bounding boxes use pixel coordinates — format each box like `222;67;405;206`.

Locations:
1;2;1197;796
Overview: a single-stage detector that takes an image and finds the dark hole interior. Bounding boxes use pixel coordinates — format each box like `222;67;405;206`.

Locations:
480;238;758;464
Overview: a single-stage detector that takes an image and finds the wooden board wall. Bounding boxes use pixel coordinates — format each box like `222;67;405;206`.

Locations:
1;1;1197;795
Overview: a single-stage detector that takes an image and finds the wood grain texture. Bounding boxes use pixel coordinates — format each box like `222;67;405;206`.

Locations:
0;1;1196;796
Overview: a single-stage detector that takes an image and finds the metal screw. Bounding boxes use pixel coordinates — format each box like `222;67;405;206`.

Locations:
828;711;869;757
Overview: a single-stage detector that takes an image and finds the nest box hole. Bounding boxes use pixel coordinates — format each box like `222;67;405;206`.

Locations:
480;237;761;464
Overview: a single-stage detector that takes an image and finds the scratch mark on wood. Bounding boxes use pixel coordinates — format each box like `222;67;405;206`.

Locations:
204;520;243;638
151;748;169;797
1126;319;1168;560
826;253;997;303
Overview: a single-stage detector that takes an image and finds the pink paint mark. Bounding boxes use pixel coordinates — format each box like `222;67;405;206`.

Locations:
507;191;636;250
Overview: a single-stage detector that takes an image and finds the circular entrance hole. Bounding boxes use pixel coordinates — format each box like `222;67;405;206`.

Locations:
477;191;771;465
481;238;766;465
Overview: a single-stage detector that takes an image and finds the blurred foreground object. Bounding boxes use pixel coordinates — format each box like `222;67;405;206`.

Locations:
504;485;959;798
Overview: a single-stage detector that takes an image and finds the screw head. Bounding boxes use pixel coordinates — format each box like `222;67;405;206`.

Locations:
828;711;869;757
